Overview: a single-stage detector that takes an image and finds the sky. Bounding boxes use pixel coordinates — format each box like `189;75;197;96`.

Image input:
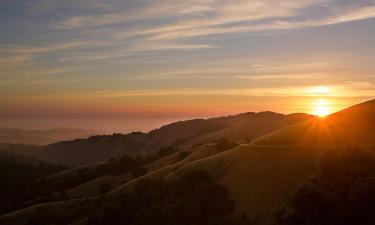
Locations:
0;0;374;132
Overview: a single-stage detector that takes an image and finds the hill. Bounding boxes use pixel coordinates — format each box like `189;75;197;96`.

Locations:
0;100;374;225
1;112;312;167
0;142;327;225
253;99;375;146
148;112;312;147
107;144;325;224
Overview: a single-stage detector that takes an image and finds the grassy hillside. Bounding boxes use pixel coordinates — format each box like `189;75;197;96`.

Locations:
163;145;324;223
254;99;375;146
148;112;313;147
1;100;374;224
0;143;325;225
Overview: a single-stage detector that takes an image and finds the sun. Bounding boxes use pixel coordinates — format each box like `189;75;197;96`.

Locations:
312;99;332;117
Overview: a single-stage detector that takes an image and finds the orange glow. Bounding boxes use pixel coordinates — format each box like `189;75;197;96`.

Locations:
312;99;332;117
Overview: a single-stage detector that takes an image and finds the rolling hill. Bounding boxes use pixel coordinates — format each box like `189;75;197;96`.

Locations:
253;99;375;146
0;112;313;167
0;142;327;225
1;100;374;225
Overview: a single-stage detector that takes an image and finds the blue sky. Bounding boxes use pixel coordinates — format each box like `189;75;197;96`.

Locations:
0;0;374;129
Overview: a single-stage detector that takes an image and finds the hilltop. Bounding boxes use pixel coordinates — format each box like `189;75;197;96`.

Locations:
253;99;375;146
0;112;312;166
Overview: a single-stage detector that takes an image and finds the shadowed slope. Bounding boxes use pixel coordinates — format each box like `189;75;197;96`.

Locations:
1;112;312;166
162;145;324;223
101;144;324;224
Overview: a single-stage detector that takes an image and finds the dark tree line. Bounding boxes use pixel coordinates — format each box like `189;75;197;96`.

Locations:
0;159;66;214
274;146;375;225
87;170;251;225
33;155;149;200
216;138;238;151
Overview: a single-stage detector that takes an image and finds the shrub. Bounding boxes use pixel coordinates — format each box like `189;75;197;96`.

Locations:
216;138;237;151
274;146;375;225
131;166;148;178
98;183;111;195
158;146;180;157
87;170;248;225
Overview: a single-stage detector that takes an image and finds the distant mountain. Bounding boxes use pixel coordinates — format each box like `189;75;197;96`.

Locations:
0;128;97;145
1;112;312;167
253;99;375;146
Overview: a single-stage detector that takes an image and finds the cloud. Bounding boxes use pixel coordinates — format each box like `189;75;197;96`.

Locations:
5;1;374;67
323;5;375;24
61;82;375;99
0;55;31;66
0;40;109;54
133;5;375;41
56;0;218;29
128;42;217;52
235;73;324;80
56;1;375;42
57;0;317;29
0;40;113;69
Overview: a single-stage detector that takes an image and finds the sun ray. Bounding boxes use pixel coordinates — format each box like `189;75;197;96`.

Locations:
312;99;332;117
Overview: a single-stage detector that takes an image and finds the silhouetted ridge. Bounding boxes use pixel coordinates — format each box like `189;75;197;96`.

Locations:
254;99;375;145
1;111;312;166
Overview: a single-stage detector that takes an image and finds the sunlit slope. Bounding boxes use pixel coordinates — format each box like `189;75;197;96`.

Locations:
254;99;375;146
148;112;312;147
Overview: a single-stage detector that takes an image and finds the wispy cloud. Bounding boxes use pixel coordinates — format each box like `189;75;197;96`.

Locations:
54;83;375;99
128;42;217;52
0;40;110;54
55;1;375;42
235;73;325;80
4;0;374;68
132;5;375;41
0;55;31;66
57;0;318;30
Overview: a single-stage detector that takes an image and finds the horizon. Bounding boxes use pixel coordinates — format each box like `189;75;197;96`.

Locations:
1;98;373;133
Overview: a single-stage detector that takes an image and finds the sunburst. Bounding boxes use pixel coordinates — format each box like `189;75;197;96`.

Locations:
312;99;332;117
